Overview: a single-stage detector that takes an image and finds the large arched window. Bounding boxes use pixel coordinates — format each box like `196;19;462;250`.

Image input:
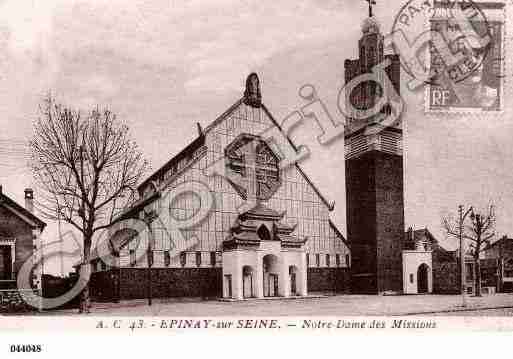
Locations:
257;225;272;242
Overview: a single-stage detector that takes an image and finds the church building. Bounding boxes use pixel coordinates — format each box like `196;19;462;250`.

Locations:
89;8;409;301
91;75;350;301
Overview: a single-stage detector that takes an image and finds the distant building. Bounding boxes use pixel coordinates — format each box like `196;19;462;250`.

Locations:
402;228;436;294
0;186;45;291
483;236;513;292
402;229;513;295
401;227;481;295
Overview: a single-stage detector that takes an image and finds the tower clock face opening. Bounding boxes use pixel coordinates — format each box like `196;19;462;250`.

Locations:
225;133;281;201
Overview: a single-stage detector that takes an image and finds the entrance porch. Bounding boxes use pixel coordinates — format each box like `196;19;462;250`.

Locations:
222;243;308;300
221;203;308;300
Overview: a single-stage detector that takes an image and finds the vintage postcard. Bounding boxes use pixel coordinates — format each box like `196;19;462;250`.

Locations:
0;0;512;357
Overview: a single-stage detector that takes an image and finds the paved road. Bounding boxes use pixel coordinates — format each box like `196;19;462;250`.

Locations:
429;307;513;316
43;293;513;316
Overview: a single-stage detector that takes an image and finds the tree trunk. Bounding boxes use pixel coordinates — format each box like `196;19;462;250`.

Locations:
498;258;503;293
474;256;482;297
79;279;91;313
79;236;92;313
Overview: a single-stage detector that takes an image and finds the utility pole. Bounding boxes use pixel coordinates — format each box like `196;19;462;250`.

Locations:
459;205;473;307
365;0;377;18
498;236;505;293
144;210;156;306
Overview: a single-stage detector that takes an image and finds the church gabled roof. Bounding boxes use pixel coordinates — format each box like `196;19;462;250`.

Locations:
135;84;335;212
203;98;335;211
329;219;348;247
137;133;206;195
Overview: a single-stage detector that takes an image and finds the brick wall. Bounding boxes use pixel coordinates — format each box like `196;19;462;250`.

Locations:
432;261;460;294
116;268;223;300
432;247;459;294
90;267;349;301
42;275;80;309
307;268;350;294
90;271;118;302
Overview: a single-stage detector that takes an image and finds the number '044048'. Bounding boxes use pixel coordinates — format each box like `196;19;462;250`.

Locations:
10;345;42;353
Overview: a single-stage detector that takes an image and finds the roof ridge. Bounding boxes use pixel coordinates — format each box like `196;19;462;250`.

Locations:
260;103;335;211
0;192;46;229
203;98;244;134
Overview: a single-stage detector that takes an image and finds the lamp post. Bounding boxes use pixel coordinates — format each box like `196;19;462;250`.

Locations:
143;210;157;306
458;205;473;307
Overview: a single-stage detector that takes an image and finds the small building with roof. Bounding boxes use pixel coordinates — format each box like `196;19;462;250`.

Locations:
0;186;46;291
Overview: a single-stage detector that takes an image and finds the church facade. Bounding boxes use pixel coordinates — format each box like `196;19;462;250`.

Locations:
90;74;350;301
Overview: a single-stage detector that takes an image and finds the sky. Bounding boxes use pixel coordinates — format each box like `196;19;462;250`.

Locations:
0;0;512;275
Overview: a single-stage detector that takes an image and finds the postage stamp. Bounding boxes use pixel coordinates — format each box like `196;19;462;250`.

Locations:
426;1;506;113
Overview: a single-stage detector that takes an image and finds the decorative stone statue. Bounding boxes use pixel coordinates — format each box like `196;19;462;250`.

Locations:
243;72;262;107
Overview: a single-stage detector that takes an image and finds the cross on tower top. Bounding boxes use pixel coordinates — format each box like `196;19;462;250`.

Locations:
365;0;376;18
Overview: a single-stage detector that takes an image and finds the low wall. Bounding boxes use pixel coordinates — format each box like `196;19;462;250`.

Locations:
307;268;351;294
90;267;350;301
42;276;80;309
432;261;460;294
90;271;118;302
0;289;37;313
118;268;223;300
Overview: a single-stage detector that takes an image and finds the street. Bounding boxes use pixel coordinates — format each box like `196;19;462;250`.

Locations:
40;293;513;317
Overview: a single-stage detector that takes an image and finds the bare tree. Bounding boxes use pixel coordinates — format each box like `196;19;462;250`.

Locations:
443;205;495;296
30;95;149;313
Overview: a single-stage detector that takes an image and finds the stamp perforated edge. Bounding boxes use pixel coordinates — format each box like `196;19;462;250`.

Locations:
423;1;507;116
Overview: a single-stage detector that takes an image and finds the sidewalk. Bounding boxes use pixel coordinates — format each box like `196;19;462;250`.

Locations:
39;293;513;317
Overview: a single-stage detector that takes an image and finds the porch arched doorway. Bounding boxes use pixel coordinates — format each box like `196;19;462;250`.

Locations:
263;254;279;297
242;265;255;298
289;265;298;296
417;263;430;294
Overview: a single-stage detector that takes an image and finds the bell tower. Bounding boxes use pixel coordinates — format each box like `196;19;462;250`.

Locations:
344;5;404;294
